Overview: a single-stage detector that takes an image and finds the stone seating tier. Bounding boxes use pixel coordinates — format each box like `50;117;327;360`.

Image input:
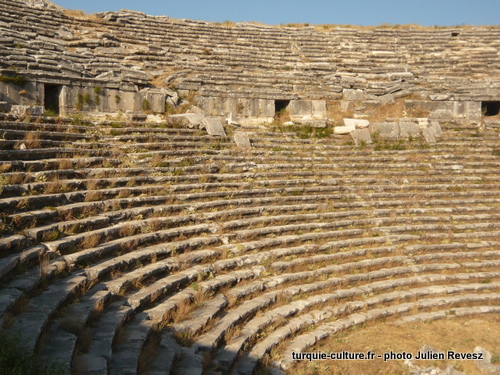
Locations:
0;115;498;374
0;0;499;101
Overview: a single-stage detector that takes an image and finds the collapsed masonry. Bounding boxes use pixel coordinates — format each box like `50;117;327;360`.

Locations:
0;0;500;129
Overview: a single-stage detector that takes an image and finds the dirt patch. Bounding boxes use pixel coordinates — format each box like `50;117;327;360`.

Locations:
289;314;500;375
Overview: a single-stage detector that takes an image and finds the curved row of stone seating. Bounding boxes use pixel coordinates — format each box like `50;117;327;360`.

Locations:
164;255;500;374
0;117;499;374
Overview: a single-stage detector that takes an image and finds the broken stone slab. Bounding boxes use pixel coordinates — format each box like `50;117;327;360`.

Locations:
422;126;437;144
430;121;443;138
202;117;226;136
350;128;372;145
334;126;354;135
168;113;204;128
11;105;44;117
344;118;370;129
234;131;251;149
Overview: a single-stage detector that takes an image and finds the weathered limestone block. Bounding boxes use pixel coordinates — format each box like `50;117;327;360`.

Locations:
344;118;369;129
429;94;452;101
334;126;354;135
334;118;361;135
371;122;400;140
168;113;204;128
11;105;44;116
399;121;421;139
430;121;442;137
140;89;171;113
350;128;372;145
422;126;437;144
202;117;226;136
288;100;327;121
288;100;311;119
343;89;365;101
120;68;151;83
312;100;327;118
389;72;414;81
234;132;252;149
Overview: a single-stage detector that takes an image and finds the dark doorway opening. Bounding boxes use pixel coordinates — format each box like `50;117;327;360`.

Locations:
275;100;290;114
274;99;290;122
44;84;61;115
481;101;500;117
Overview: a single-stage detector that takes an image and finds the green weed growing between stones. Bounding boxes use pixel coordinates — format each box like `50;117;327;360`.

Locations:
0;331;66;375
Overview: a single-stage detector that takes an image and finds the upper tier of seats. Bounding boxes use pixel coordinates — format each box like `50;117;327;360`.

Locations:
1;0;499;100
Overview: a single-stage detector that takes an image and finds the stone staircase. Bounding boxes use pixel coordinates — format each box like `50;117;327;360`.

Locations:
0;114;499;374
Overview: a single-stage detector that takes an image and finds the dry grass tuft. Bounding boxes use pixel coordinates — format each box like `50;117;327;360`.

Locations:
64;9;99;20
172;299;196;324
79;233;101;249
85;190;103;202
367;98;430;123
17;132;42;149
327;100;353;124
368;99;406;123
58;158;74;170
0;164;12;173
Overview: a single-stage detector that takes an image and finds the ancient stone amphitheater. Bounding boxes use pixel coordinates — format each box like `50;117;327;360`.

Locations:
0;0;499;374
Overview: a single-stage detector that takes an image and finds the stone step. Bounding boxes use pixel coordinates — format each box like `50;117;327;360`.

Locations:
142;332;181;375
5;274;87;351
0;244;46;281
40;250;216;370
227;280;500;371
57;223;217;266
